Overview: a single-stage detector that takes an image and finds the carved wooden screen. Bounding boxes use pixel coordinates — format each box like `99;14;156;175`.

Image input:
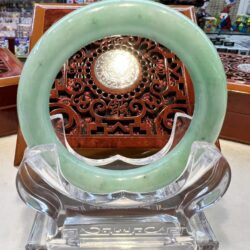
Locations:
14;4;196;164
220;53;250;89
50;35;194;150
219;52;250;144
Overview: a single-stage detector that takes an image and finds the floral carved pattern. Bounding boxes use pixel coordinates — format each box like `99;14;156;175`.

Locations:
220;53;250;85
49;36;194;149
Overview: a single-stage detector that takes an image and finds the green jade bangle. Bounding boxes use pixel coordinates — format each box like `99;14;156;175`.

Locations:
17;0;227;194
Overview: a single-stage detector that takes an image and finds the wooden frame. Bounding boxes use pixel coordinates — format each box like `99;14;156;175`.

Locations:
0;48;22;137
219;53;250;144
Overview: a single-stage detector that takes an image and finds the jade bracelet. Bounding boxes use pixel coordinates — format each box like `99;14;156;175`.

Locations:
17;0;227;194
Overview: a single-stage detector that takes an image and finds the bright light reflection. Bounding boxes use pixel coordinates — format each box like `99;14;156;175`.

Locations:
94;49;140;89
238;64;250;74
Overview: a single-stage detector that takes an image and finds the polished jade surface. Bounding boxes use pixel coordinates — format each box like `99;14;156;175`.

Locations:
17;0;227;194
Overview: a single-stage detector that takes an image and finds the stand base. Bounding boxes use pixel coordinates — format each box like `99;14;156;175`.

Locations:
26;211;218;250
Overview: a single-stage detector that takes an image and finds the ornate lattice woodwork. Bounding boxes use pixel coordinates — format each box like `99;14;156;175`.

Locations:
50;36;194;149
220;53;250;144
220;53;250;86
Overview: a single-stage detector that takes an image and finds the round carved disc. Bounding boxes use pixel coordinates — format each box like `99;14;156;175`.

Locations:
94;49;140;90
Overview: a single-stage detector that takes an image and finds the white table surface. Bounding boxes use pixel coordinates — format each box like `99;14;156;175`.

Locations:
0;135;250;250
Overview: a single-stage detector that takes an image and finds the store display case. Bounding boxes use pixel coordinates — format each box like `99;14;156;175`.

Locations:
220;52;250;144
0;1;33;55
0;48;22;136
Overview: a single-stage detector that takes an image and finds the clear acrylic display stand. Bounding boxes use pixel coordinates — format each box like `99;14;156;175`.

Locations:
16;113;231;250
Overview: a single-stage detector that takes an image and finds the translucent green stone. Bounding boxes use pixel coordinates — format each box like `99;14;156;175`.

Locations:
17;0;227;193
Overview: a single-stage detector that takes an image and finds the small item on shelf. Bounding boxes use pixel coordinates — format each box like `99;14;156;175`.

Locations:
208;34;250;55
214;40;224;45
232;15;250;33
0;2;32;55
0;8;32;36
217;48;228;53
224;41;235;47
196;0;211;29
0;22;16;37
14;37;29;58
0;37;8;49
227;49;239;54
239;50;249;56
219;7;233;30
219;36;226;41
203;16;218;32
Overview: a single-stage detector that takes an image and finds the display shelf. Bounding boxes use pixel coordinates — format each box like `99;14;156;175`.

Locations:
0;48;22;136
207;31;250;35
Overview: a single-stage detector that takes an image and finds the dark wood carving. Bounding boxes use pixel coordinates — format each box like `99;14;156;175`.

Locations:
219;53;250;144
50;36;194;149
219;53;250;86
0;48;22;80
0;48;22;137
0;58;9;74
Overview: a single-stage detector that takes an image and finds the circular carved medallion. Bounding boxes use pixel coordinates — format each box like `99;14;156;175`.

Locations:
94;49;140;90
